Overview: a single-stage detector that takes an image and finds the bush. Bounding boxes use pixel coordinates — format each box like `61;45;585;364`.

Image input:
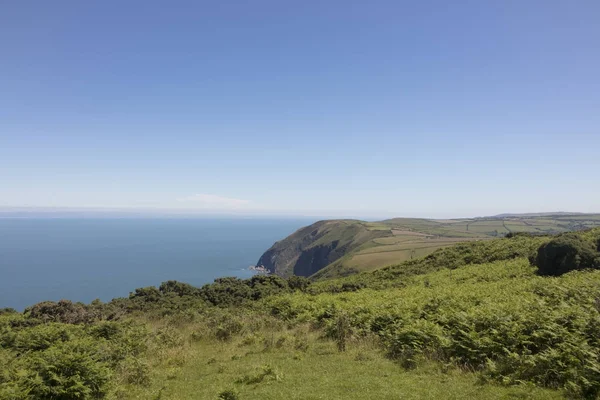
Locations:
212;312;244;342
287;276;311;291
200;277;254;306
334;313;350;352
119;357;151;385
25;300;100;324
159;280;201;297
129;286;162;301
533;235;600;276
341;282;366;292
20;339;113;399
199;275;291;306
13;323;76;352
154;326;184;348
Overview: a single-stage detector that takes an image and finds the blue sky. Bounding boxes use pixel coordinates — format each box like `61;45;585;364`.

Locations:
1;1;599;218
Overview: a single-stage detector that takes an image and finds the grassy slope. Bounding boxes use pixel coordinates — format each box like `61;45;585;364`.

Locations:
311;214;600;279
121;322;558;400
122;229;600;399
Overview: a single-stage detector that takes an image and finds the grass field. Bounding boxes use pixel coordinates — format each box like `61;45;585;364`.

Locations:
119;319;560;400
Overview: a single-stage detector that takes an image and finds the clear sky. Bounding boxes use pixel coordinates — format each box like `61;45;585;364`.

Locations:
1;1;599;219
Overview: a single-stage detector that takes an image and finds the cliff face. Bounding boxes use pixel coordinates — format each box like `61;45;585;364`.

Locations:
256;220;388;278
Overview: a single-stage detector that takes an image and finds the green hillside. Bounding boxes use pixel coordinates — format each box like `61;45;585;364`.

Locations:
2;228;600;399
259;213;600;279
256;220;389;277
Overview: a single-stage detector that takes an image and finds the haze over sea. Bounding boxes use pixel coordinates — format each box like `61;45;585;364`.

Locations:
0;217;309;310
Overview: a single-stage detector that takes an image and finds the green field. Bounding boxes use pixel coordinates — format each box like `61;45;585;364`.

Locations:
118;317;559;400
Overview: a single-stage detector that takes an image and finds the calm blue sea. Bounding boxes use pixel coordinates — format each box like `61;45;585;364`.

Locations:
0;218;309;310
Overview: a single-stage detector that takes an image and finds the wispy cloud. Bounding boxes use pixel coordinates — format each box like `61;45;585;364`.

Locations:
177;194;250;209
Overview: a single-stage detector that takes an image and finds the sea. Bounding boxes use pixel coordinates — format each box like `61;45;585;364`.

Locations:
0;218;310;310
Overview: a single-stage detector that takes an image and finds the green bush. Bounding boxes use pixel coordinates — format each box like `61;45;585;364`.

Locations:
129;286;161;301
12;323;77;352
533;235;600;276
25;300;100;324
19;339;113;399
199;275;291;306
154;326;183;348
159;280;201;297
119;357;151;385
287;276;311;291
211;311;244;341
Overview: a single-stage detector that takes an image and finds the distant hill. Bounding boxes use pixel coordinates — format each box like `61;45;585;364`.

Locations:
490;212;586;218
257;213;600;279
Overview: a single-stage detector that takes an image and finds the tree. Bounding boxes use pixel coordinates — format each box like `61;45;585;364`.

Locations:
287;276;311;291
159;280;200;297
533;234;600;276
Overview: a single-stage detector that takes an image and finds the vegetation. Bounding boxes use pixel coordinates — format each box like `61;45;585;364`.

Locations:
2;227;600;399
257;214;600;280
533;234;600;276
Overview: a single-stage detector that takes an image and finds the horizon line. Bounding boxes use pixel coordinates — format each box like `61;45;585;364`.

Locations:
0;206;597;221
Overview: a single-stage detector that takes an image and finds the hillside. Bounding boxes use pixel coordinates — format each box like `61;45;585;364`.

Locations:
2;228;600;399
258;213;600;279
255;220;389;277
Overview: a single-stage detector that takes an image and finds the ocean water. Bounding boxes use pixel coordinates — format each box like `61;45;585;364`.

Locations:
0;218;309;310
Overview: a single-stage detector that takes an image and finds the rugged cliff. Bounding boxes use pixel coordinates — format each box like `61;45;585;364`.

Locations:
255;220;389;278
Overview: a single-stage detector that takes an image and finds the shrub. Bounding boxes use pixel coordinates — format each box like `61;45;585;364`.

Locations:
383;319;444;368
533;235;600;276
287;276;311;291
200;277;254;306
159;280;201;297
341;282;366;292
13;323;76;352
247;275;289;300
25;300;100;324
215;320;244;342
129;286;162;301
20;339;112;399
154;326;184;348
89;321;149;362
335;313;351;352
120;357;151;385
